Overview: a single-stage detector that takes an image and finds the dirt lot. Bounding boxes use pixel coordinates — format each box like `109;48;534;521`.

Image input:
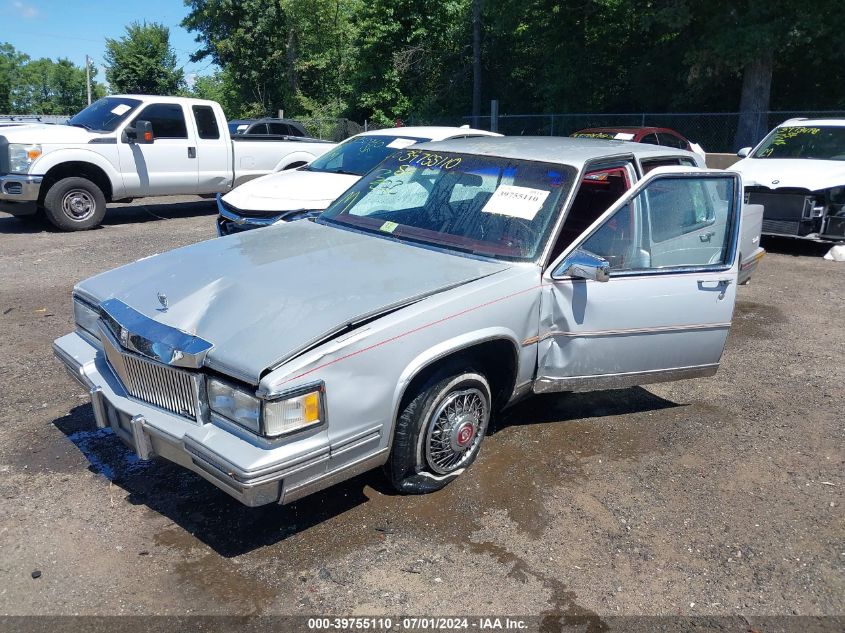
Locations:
0;199;842;624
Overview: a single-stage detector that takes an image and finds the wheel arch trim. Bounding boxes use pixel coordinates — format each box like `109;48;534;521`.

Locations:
387;328;521;448
37;152;122;200
272;151;317;172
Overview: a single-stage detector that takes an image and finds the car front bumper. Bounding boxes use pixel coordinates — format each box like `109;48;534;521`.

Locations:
52;331;338;507
0;173;42;215
216;194;285;236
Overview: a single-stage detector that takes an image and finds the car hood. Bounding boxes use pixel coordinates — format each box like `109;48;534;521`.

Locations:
77;220;509;383
0;123;104;144
733;157;845;191
222;169;360;213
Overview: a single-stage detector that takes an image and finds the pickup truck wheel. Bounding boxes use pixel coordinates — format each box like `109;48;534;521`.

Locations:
43;177;106;231
385;365;491;494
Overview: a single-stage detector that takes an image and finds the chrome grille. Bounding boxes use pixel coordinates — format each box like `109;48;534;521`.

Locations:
102;334;201;421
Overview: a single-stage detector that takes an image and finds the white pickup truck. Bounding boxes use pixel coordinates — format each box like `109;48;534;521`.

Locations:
0;95;334;230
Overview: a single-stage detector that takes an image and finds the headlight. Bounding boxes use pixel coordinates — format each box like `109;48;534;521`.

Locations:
9;144;42;174
263;389;322;437
207;378;323;438
73;295;100;338
207;377;262;433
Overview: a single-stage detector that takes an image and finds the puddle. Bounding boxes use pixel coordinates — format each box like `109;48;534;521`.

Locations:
730;301;787;341
155;526;277;614
469;542;608;633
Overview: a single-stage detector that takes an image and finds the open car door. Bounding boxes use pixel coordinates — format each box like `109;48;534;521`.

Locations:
536;167;742;393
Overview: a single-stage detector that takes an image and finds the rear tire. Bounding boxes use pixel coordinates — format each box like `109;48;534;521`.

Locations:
43;177;106;231
385;363;491;494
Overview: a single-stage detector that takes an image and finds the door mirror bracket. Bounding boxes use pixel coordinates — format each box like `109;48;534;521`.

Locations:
553;249;610;282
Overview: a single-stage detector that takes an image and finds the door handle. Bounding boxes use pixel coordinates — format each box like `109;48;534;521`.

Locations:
699;231;715;242
697;278;732;299
188;147;196;159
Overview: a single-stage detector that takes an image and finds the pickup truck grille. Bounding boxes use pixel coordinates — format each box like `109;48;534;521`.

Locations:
102;333;201;421
762;219;800;235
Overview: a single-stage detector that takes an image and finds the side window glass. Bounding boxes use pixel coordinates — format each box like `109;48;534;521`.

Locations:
640;133;659;145
641;158;681;174
581;202;640;270
648;178;714;241
658;133;685;149
580;176;736;272
268;123;286;135
136;103;187;139
192;105;219;139
248;123;268;135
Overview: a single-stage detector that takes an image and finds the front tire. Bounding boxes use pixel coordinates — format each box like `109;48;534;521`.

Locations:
385;364;491;494
43;177;106;231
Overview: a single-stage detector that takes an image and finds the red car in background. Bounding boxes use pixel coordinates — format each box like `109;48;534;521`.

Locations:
571;126;704;155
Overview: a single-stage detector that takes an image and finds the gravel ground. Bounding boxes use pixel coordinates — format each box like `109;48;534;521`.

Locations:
0;199;842;625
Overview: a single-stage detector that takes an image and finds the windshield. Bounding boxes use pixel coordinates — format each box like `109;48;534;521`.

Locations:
67;97;142;132
319;149;575;261
753;125;845;161
306;134;431;176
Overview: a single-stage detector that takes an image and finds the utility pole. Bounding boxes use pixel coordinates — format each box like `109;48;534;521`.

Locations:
471;0;482;129
85;55;92;106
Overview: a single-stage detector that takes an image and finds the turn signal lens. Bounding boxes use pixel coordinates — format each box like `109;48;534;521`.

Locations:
263;390;322;438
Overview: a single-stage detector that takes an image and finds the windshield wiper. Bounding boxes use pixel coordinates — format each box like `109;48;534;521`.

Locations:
309;167;360;176
68;122;93;131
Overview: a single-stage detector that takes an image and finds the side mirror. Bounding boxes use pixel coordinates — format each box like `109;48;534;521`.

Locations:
736;147;751;158
125;120;154;144
553;249;610;282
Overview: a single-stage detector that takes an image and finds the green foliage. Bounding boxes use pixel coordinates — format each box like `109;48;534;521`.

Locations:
104;22;185;95
0;42;104;114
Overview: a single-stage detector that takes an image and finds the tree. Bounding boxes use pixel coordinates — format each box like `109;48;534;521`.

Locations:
648;0;845;148
0;43;28;112
183;0;360;119
1;46;102;114
183;0;292;115
105;22;185;94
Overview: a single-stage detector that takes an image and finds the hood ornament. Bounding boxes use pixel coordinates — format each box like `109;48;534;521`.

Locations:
157;292;169;311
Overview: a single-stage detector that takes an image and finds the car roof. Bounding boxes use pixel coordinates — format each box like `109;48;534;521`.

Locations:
230;117;303;124
575;126;683;136
780;118;845;127
412;136;698;167
355;126;501;141
112;94;219;107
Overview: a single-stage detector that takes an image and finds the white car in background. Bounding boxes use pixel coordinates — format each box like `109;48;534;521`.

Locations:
733;118;845;242
216;126;501;235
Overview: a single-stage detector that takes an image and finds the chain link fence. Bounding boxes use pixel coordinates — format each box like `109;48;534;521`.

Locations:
451;111;845;153
297;118;370;142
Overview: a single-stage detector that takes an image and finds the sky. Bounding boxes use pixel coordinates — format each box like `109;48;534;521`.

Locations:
0;0;217;86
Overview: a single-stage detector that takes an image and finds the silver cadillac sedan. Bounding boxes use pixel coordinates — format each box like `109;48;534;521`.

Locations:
54;137;745;506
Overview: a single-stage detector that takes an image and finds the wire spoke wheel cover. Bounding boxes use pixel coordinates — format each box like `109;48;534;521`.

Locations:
424;387;489;475
62;189;96;221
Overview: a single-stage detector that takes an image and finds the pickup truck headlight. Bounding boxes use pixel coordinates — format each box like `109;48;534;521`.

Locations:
73;295;100;338
208;378;323;437
9;144;42;174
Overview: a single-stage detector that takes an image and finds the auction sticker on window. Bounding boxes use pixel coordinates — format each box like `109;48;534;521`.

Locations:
386;138;418;149
481;185;550;220
110;104;132;116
